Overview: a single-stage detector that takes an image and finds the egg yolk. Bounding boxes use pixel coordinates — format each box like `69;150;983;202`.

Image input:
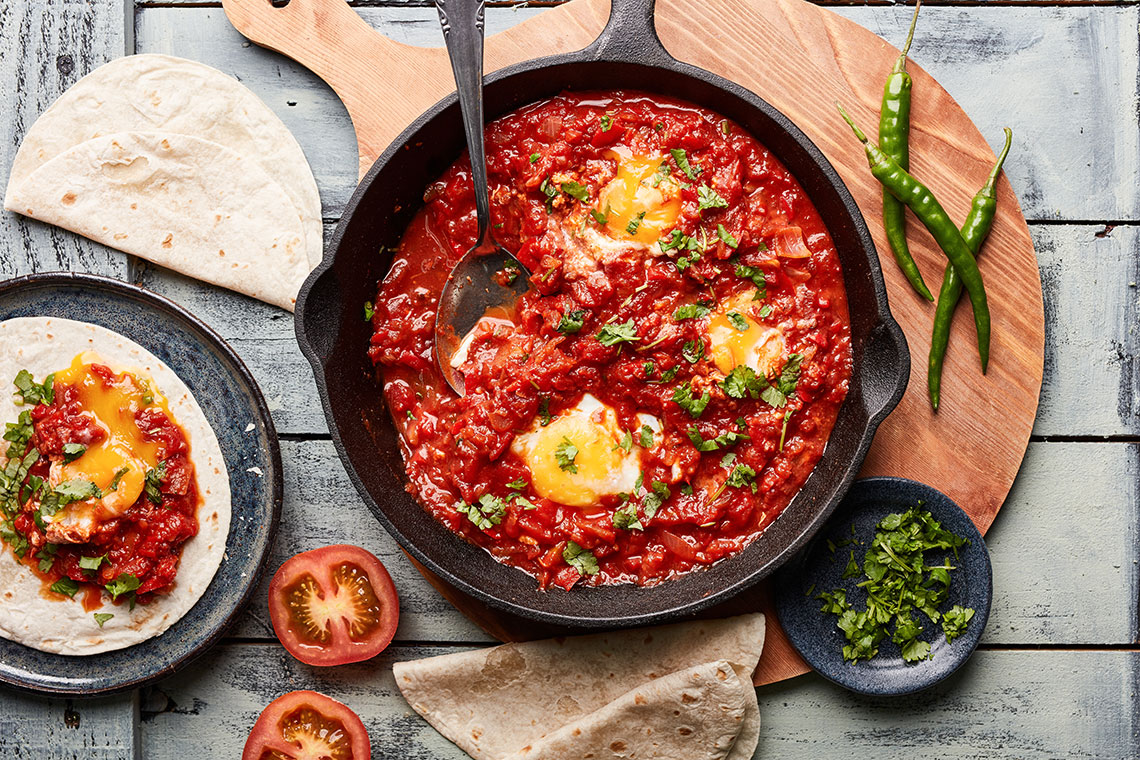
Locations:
521;413;633;509
50;353;168;522
708;307;786;377
597;149;681;246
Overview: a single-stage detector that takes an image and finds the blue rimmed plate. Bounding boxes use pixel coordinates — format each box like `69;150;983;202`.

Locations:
775;477;992;696
0;272;281;696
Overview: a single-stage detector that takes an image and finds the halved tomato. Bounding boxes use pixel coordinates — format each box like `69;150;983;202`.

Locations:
268;545;399;666
242;690;370;760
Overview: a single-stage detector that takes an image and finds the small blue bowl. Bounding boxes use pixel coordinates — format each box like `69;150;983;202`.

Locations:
0;272;282;696
775;477;992;696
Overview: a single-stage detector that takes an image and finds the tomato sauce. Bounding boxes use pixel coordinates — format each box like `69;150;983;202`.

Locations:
7;364;200;605
370;92;851;589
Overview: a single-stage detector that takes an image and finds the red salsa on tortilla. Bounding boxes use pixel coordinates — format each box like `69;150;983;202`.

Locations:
0;356;201;608
369;92;852;590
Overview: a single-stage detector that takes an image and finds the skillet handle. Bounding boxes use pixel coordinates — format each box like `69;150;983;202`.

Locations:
861;319;911;425
585;0;675;66
295;264;343;369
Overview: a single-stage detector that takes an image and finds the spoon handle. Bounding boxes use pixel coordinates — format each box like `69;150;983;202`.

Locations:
435;0;491;247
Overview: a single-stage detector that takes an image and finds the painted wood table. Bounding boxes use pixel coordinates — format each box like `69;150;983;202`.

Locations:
1;0;1138;756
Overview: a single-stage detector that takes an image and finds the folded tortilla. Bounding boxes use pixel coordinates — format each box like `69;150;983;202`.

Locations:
393;613;764;760
4;53;322;268
506;660;750;760
5;132;309;311
0;317;231;655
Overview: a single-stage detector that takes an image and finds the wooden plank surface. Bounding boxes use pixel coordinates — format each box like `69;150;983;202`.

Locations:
137;644;1140;758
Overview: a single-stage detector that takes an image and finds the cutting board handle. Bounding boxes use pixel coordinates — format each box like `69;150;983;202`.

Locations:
586;0;674;66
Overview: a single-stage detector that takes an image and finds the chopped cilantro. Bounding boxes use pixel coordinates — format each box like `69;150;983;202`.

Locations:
35;543;57;572
457;494;507;531
942;605;976;643
501;260;521;285
673;303;711;321
555;437;579;473
590;207;608;225
779;409;793;451
80;554;108;571
539;177;558;212
106;573;140;600
638;424;654;448
726;311;749;331
613;503;643;531
3;409;33;458
721;365;766;400
763;354;804;408
599;114;613;131
144;461;167;505
640;481;671;521
94;612;114;628
717;224;739;249
106;466;129;494
697;185;728;211
615;430;633;453
557;309;586;334
658;229;700;254
563;540;599;576
363;300;375;321
0;521;28;557
670;148;698;180
680;483;693;495
538;397;552;426
725;464;758;492
561;181;589;202
625;211;646;236
734;263;767;298
507;478;527;490
62;442;87;463
596;320;639;347
682;339;705;364
53;479;100;503
758;304;773;318
13;370;54;406
686;425;750;452
672;382;710;419
529;152;541;163
51;577;80;598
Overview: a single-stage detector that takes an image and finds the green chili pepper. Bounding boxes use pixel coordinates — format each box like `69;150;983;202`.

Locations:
928;128;1013;410
879;0;932;302
837;104;990;373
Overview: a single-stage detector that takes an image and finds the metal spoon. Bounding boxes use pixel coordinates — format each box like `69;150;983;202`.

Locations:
433;0;530;395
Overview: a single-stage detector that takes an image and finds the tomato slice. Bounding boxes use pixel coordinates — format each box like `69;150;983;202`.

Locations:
242;690;370;760
268;545;399;666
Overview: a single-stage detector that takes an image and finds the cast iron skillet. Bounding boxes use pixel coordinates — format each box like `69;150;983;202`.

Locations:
296;0;909;628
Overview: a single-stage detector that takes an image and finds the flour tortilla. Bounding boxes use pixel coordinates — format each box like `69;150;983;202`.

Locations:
505;661;750;760
393;613;764;760
4;53;322;268
0;317;231;655
5;132;308;311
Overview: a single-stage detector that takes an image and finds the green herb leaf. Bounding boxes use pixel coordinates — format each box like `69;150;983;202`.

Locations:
557;309;586;334
506;478;527;490
563;540;599;576
658;229;700;254
638;425;654;448
942;605;975;643
697;185;728;211
673;303;711;321
725;463;757;491
716;224;739;249
105;573;140;600
734;263;767;299
682;339;705;364
555;437;579;473
625;211;647;236
53;479;101;503
561;181;590;202
79;554;108;571
363;301;375;321
94;612;114;628
672;382;710;419
457;494;508;531
529;152;541;164
106;466;129;494
615;430;633;453
670;148;698;180
613;503;643;531
726;311;749;332
596;320;639;347
51;577;80;598
590;207;608;225
144;461;167;505
13;370;54;406
599;114;613;131
779;409;793;451
36;543;58;573
62;443;87;463
538;397;552;426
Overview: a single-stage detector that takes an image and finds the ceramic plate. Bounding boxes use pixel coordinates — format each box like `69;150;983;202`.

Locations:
775;477;992;696
0;272;282;695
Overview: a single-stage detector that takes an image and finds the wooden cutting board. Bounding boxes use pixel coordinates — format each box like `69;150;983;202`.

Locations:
223;0;1044;686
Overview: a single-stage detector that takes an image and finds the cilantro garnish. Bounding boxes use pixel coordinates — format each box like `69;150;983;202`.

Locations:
697;185;728;211
0;521;28;557
763;354;804;408
725;464;757;492
35;543;58;572
144;461;167;505
615;430;633;453
94;612;114;628
613;503;643;531
501;260;521;286
561;181;589;202
557;309;586;334
539;177;558;212
506;478;527;490
590;207;608;225
529;152;541;164
716;224;739;249
105;573;141;601
685;425;749;452
13;370;54;406
658;229;700;254
734;263;767;299
672;382;710;419
779;409;793;451
80;554;107;571
596;320;639;347
638;425;654;448
3;409;33;458
563;540;599;576
680;483;693;495
599;114;613;131
457;494;507;531
673;303;710;321
51;577;80;598
642;481;671;520
670;148;698;180
625;211;646;236
538;397;552;426
363;300;375;321
682;339;705;364
555;437;579;473
816;507;973;663
62;443;87;463
758;304;773;318
726;311;749;332
52;479;100;504
106;467;129;494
